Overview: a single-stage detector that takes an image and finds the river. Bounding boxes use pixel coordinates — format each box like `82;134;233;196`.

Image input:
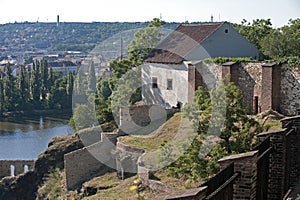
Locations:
0;115;73;160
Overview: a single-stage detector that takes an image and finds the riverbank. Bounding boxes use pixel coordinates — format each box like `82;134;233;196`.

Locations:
0;111;74;160
2;109;72;119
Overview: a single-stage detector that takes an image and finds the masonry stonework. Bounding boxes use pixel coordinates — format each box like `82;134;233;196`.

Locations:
119;105;178;135
0;160;35;178
218;151;258;200
64;132;118;190
280;65;300;115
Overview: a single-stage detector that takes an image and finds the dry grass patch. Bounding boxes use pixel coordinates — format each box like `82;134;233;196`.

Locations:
83;175;164;200
118;113;182;151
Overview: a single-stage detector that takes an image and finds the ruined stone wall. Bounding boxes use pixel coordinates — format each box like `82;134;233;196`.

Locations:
0;160;35;178
237;62;262;112
116;140;145;176
218;151;258;200
225;62;299;115
64;132;118;190
280;65;300;116
119;105;178;135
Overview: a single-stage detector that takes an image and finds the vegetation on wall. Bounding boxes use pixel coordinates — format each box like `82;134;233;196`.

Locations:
161;81;262;181
205;57;254;64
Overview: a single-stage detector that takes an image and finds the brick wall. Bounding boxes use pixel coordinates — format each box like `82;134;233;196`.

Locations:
272;64;281;111
255;116;300;199
282;116;300;187
218;151;258;200
188;64;197;102
222;62;239;86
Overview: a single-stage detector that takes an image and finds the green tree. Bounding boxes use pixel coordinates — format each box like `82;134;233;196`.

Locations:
73;104;96;130
31;60;42;108
95;79;113;124
48;67;55;91
94;18;165;125
87;61;96;94
41;59;49;101
127;18;165;66
260;18;300;58
48;77;69;109
18;65;30;109
0;79;4;117
236;18;273;51
3;63;16;111
166;81;262;180
67;72;74;106
74;67;86;96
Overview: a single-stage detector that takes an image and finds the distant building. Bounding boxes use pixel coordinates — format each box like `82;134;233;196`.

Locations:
48;61;78;76
141;21;299;116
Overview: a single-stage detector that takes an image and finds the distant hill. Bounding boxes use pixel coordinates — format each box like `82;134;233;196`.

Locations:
0;22;181;54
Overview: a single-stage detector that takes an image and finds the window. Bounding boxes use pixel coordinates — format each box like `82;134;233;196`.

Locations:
152;77;158;88
225;29;228;34
167;79;173;90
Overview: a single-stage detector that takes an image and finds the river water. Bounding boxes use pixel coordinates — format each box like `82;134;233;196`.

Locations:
0;115;73;160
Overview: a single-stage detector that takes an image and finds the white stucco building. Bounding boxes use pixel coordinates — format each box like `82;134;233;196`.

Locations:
142;22;260;108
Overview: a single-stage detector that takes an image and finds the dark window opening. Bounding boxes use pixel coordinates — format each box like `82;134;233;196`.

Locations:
167;79;173;90
254;96;259;114
152;77;158;88
225;29;228;33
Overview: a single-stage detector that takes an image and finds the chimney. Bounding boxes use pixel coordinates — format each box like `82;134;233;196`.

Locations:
211;15;213;22
57;15;60;27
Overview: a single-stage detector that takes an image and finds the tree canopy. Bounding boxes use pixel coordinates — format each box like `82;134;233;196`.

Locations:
235;18;300;60
163;81;262;181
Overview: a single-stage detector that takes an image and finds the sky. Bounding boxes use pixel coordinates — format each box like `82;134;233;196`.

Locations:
0;0;299;27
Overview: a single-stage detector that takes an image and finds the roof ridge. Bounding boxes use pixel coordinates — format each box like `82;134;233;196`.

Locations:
182;22;224;58
179;22;224;26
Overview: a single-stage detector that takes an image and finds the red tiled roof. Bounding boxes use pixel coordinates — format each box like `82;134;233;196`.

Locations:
145;22;223;64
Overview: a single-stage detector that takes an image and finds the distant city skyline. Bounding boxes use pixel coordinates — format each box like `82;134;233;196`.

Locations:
0;0;299;27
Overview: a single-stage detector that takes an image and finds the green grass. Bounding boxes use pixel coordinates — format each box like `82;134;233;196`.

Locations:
152;169;203;190
263;120;282;131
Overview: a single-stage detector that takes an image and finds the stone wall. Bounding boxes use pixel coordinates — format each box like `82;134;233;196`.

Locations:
225;62;300;115
136;115;300;199
239;62;262;112
119;105;178;135
64;132;118;190
0;160;35;178
116;140;145;176
280;65;300;115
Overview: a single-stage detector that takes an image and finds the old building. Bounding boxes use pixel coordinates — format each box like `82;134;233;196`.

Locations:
142;22;298;115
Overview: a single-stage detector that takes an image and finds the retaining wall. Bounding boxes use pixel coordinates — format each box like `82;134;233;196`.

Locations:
64;132;118;190
0;160;35;178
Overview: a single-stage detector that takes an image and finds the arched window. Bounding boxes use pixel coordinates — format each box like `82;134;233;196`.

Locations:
10;165;15;177
24;165;29;173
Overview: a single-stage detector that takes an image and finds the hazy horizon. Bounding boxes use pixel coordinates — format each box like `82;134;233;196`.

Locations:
0;0;299;27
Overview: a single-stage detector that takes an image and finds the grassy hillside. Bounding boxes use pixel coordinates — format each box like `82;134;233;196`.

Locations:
118;113;182;151
0;22;180;53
